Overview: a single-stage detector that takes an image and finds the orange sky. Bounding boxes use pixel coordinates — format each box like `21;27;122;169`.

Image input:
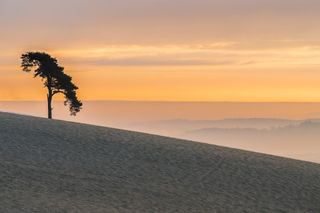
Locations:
1;0;320;102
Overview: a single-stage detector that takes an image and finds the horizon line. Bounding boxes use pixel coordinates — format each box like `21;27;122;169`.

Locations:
2;100;320;104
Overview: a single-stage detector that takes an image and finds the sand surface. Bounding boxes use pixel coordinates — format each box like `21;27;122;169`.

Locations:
0;112;319;212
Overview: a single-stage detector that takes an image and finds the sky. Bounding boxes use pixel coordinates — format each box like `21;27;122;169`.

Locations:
1;0;320;101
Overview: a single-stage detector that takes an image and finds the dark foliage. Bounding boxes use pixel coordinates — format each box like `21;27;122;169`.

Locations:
21;52;82;118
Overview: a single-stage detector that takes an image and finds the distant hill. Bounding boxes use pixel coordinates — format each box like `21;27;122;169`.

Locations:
0;112;319;212
183;121;320;163
131;118;320;162
132;118;304;135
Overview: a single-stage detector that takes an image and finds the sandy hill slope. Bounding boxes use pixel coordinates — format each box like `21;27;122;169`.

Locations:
0;112;319;212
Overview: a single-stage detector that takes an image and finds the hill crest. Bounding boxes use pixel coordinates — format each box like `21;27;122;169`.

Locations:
0;112;319;212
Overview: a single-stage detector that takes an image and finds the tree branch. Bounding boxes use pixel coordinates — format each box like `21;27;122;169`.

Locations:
52;90;65;96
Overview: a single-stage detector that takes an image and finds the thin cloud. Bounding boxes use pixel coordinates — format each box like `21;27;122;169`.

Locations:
81;58;237;67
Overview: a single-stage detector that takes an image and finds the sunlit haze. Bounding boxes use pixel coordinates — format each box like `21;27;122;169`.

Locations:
1;0;320;102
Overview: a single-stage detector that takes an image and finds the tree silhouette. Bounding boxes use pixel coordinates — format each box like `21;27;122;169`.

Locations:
21;52;82;119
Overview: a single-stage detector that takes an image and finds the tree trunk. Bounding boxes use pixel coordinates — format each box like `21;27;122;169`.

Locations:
47;77;53;119
47;94;53;119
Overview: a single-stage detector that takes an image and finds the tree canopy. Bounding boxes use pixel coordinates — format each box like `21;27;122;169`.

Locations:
21;52;82;118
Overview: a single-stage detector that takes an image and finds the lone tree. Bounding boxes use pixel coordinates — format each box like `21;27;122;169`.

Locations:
21;52;82;119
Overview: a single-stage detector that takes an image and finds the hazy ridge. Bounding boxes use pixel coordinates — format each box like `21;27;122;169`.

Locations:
1;101;320;163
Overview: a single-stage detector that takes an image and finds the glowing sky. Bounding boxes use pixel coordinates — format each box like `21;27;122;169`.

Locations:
1;0;320;101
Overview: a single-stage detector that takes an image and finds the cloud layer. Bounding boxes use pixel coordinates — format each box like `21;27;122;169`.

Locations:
1;0;320;101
